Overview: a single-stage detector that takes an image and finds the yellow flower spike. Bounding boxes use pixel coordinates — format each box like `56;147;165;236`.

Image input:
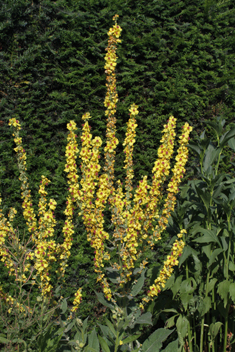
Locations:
140;229;186;307
71;288;82;312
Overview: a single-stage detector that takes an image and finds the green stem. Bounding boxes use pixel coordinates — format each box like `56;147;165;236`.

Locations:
223;301;230;352
200;270;210;352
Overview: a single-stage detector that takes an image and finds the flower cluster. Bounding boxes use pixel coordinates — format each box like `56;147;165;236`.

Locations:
123;103;139;200
33;176;57;296
140;229;186;308
71;288;82;312
103;15;121;190
8;118;37;236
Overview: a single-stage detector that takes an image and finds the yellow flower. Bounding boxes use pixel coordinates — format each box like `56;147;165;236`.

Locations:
129;103;139;116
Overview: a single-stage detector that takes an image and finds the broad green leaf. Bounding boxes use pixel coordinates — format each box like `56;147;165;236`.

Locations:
208;278;217;294
220;127;235;147
180;293;193;311
0;336;8;344
209;322;223;341
98;335;110;352
98;324;111;339
228;137;235;151
179;245;193;266
141;328;173;352
134;312;152;326
208;248;223;267
95;291;114;310
229;282;235;302
176;315;189;346
188;142;201;155
195;187;211;211
131;269;146;296
193;229;220;245
105;319;116;337
180;278;196;294
221;237;228;251
217;280;230;307
171;275;183;298
199;296;211;316
165;314;178;328
122;334;141;344
88;328;100;351
229;262;235;271
203;144;221;171
61;299;67;314
161;338;179;352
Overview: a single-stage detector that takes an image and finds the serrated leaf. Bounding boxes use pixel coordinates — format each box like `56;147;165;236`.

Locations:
229;282;235;302
217;280;230;307
199;296;211;316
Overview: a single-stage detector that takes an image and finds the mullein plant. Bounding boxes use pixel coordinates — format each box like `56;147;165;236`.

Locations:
64;15;192;316
0;116;79;314
0;15;193;347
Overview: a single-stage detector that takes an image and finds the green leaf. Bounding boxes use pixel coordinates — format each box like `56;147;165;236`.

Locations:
229;282;235;302
208;248;224;267
165;314;179;329
203;144;222;172
229;262;235;272
88;328;100;351
217;280;230;307
61;299;67;314
199;296;211;316
208;278;218;294
188;142;201;156
209;322;223;341
176;315;189;346
181;293;193;311
220;127;235;147
134;312;152;326
105;319;116;338
228;137;235;151
141;328;174;352
95;291;114;310
161;339;179;352
171;275;183;298
98;335;110;352
193;229;220;245
0;336;8;344
131;269;146;297
195;187;211;211
122;334;141;344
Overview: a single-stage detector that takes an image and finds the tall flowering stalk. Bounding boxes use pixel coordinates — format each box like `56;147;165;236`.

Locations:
0;118;83;311
64;16;193;309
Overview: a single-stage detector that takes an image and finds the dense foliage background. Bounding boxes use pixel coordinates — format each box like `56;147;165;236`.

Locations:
0;0;234;322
